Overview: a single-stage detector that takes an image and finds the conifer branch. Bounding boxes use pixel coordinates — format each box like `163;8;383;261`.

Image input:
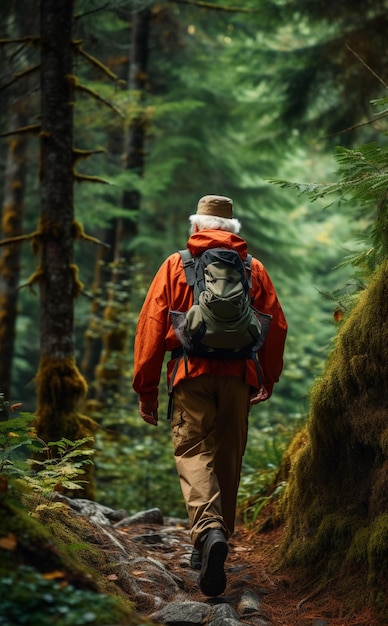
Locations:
71;77;125;118
170;0;258;11
77;232;111;248
74;42;125;84
0;225;111;251
0;232;39;247
0;37;40;46
0;124;41;138
73;222;111;248
74;4;111;21
0;64;40;92
346;45;388;89
73;148;107;161
323;110;388;139
73;173;111;185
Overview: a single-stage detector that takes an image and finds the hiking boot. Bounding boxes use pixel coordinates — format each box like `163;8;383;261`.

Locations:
190;547;202;570
198;529;228;597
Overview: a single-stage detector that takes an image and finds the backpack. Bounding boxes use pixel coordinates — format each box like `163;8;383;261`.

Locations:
170;247;272;360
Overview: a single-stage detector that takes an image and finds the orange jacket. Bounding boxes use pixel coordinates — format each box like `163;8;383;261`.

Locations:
133;230;287;405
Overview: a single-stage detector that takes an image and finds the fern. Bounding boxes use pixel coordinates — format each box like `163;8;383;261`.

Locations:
270;100;388;282
26;437;94;496
0;399;94;503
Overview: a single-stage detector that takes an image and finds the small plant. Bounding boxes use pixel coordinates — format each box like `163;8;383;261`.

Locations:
0;402;39;483
0;396;94;505
0;565;123;625
24;437;95;498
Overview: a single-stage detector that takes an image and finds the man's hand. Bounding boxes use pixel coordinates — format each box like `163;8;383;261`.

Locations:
249;386;270;407
139;400;158;426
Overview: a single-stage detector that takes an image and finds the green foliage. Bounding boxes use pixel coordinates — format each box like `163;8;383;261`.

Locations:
95;427;186;518
0;565;122;626
270;109;388;288
239;411;302;525
251;0;388;141
4;0;385;523
93;373;186;518
0;403;94;504
24;437;95;497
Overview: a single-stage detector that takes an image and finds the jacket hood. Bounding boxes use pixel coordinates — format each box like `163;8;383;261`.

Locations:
187;230;248;259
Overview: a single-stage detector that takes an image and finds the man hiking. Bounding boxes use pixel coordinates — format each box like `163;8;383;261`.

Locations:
133;194;287;597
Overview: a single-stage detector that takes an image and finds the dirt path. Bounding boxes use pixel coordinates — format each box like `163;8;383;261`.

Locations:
121;520;381;626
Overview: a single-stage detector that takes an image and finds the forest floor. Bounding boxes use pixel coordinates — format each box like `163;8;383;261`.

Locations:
122;519;383;626
5;495;384;626
221;525;381;626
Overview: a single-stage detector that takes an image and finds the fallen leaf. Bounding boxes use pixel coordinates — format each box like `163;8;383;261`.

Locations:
10;403;23;412
42;570;66;580
234;546;249;552
0;533;17;551
0;475;8;494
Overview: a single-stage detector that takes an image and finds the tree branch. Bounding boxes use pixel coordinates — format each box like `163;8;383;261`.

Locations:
170;0;258;12
0;64;40;92
0;232;39;247
73;222;111;248
0;124;41;138
74;42;125;84
0;37;40;46
323;109;388;140
71;77;126;118
73;172;111;185
346;45;388;90
73;148;107;162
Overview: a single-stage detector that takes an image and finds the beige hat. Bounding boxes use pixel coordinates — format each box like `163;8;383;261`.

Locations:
196;195;233;218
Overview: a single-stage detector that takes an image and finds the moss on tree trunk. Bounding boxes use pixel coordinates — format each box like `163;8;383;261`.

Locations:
35;0;96;496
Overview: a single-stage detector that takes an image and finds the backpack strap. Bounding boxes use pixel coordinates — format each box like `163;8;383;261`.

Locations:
180;247;253;292
245;253;252;289
179;249;196;287
167;347;189;420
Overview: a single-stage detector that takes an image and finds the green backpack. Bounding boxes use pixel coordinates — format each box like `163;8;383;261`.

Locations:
170;247;272;360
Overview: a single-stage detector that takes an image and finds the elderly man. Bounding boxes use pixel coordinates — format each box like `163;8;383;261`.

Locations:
133;195;287;597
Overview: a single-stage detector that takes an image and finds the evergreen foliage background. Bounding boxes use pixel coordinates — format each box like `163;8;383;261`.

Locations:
0;0;386;515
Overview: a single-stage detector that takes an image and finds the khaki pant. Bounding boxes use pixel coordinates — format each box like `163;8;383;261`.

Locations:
171;373;250;548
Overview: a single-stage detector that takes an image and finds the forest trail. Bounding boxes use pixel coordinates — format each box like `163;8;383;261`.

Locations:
121;519;378;626
57;499;380;626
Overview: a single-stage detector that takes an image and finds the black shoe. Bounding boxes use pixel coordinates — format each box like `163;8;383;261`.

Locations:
199;529;228;597
190;547;202;570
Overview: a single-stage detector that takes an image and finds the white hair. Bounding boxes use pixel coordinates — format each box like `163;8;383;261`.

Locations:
189;214;241;234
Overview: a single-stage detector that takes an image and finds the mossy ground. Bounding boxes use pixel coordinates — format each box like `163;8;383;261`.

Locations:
0;495;146;625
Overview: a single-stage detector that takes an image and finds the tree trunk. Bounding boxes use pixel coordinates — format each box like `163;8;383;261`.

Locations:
92;7;151;406
0;107;29;402
115;6;151;256
80;224;115;391
35;0;96;494
0;5;36;405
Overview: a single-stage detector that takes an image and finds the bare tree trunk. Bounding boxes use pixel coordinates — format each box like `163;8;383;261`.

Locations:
92;7;151;405
0;107;29;402
35;0;96;494
115;6;151;256
80;224;115;390
0;5;37;404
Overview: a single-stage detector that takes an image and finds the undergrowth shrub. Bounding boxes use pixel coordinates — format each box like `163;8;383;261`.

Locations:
0;565;122;626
